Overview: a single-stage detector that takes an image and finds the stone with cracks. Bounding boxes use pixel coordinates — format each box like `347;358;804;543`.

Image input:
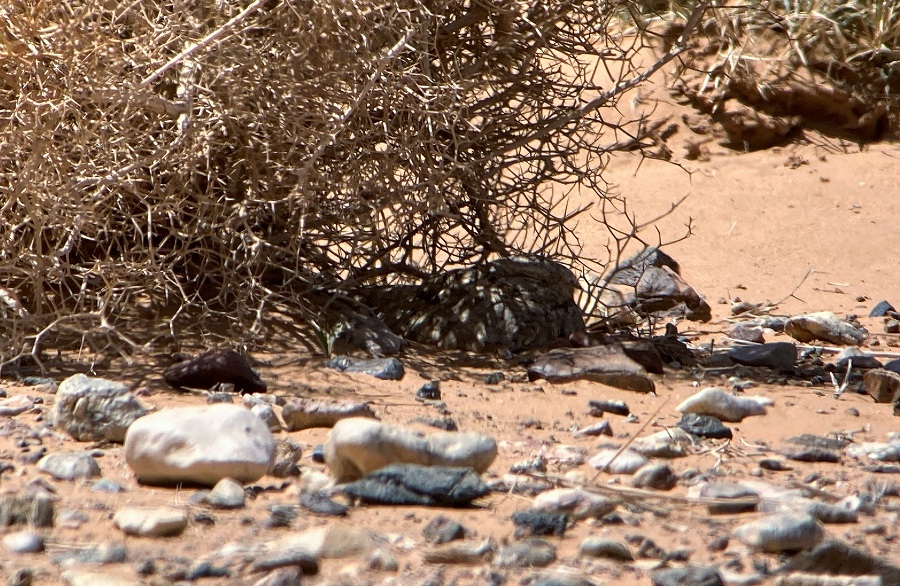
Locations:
324;418;497;482
124;403;275;486
863;369;900;403
342;464;490;506
527;345;655;392
785;311;867;346
281;399;377;431
53;374;149;442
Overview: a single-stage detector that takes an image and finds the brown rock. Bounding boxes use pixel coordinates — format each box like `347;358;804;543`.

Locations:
527;345;655;392
864;369;900;403
163;349;266;394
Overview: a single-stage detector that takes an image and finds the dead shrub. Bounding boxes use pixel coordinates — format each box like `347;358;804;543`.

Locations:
0;0;702;369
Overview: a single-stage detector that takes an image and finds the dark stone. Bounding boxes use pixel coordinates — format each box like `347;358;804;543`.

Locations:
677;413;732;439
806;502;857;524
266;505;298;528
422;515;466;544
311;444;325;464
651;566;725;586
779;540;900;583
863;464;900;474
330;311;405;357
759;459;791;471
870;300;896;317
886;319;900;334
416;381;442;401
885;359;900;375
787;434;849;451
413;417;459;432
633;266;711;322
511;510;568;536
864;369;900;403
587;400;630;417
163;349;266;394
707;536;729;552
784;448;841;463
485;372;505;385
185;562;230;580
342;464;490;507
834;353;883;371
728;342;797;371
527;345;655;392
325;356;405;380
627;535;665;559
250;550;319;575
299;493;348;517
619;340;665;374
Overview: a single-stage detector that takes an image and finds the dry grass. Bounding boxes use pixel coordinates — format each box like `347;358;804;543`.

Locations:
653;0;899;143
0;0;704;369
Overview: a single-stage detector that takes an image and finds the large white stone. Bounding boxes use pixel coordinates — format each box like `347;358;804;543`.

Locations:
324;418;497;482
124;403;275;486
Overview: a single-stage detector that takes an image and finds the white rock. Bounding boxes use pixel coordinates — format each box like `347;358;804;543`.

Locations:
3;529;44;553
532;488;618;520
53;374;149;442
251;403;283;432
124;403;275;486
589;448;648;474
676;387;773;422
0;395;34;416
37;452;102;480
324;418;497;482
61;571;141;586
206;477;246;509
113;505;188;537
733;514;824;552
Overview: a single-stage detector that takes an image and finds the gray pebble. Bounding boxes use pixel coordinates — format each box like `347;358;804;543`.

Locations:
3;530;44;554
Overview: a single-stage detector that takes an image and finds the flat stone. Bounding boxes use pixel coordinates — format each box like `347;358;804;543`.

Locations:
91;479;126;493
164;349;267;394
697;482;760;515
729;342;797;371
589;448;648;474
325;356;405;380
298;492;348;517
578;537;633;561
61;571;140;586
342;464;490;506
573;420;613;437
870;300;896;317
492;538;557;568
37;452;101;481
677;413;733;439
528;570;597;586
787;434;849;451
423;539;495;564
281;399;377;431
124;403;275;486
206;477;246;509
651;566;725;586
587;399;630;416
733;514;824;552
53;374;149;442
730;324;765;343
676;387;773;422
113;505;188;537
834;347;883;371
785;311;867;346
528;345;655;392
631;463;677;491
784;448;841;463
864;369;900;403
324;418;497;482
532;488;618;520
0;395;34;416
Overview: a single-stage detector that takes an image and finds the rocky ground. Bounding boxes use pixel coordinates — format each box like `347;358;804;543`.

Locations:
2;96;900;586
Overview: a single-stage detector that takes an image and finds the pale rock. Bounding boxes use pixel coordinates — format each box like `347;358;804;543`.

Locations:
733;514;824;552
251;403;283;432
0;395;34;416
3;529;44;553
281;399;377;431
324;417;497;482
631;428;695;458
113;505;188;537
53;374;149;442
532;488;618;520
785;311;867;346
589;448;648;474
206;477;246;509
37;451;101;481
124;403;275;486
676;387;773;422
61;571;141;586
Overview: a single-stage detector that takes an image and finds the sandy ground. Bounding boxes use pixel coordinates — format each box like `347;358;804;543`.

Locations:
1;84;900;586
